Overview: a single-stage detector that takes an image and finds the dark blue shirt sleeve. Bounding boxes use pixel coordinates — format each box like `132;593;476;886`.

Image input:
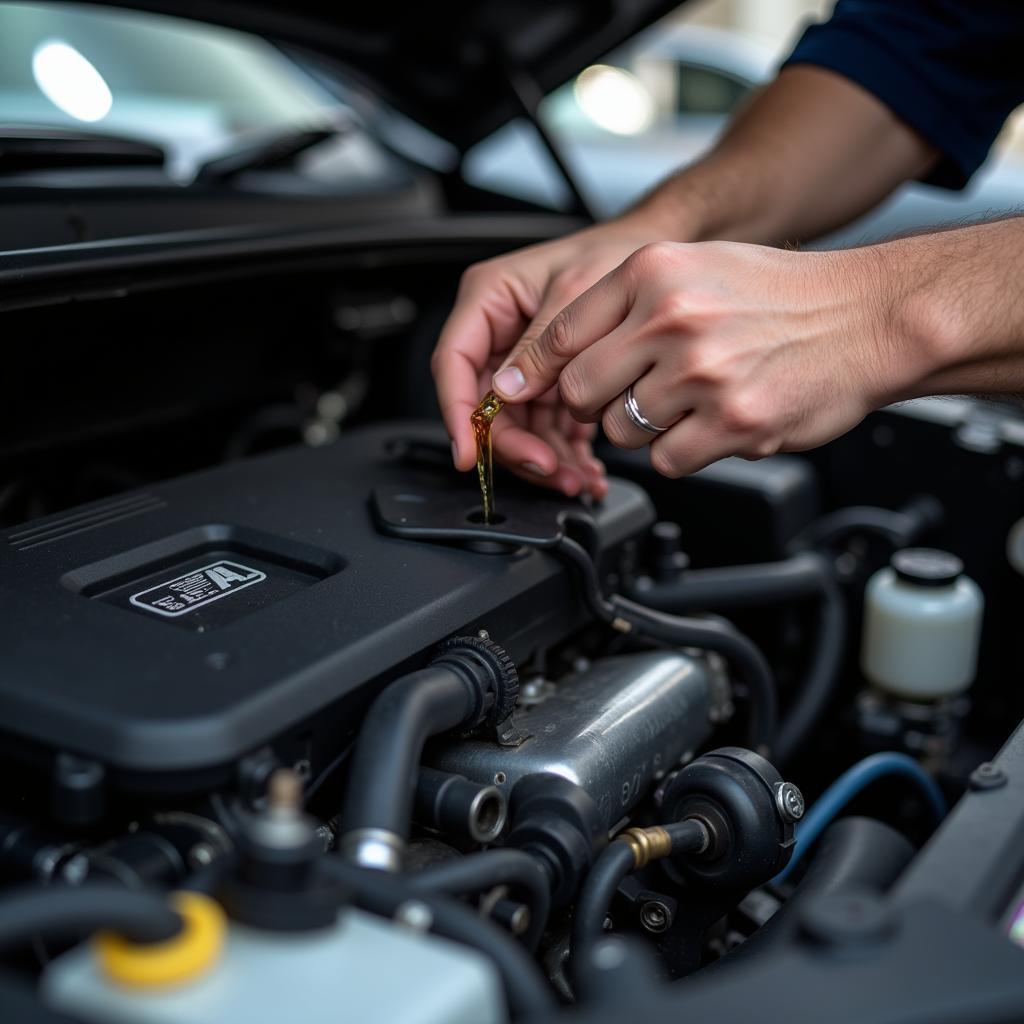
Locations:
782;0;1024;189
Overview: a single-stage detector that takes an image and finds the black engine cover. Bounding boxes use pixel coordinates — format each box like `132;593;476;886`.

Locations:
0;424;652;790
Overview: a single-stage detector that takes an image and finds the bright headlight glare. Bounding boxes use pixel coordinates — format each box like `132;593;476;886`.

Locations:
32;40;113;123
573;64;654;136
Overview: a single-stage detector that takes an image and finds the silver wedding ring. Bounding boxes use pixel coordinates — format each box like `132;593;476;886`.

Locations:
624;384;670;435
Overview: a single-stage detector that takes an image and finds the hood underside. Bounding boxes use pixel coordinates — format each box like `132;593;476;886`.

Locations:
68;0;683;149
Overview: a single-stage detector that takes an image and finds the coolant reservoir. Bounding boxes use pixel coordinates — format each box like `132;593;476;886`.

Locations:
43;906;503;1024
861;548;984;701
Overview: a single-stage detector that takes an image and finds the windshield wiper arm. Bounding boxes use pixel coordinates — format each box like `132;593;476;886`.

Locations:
0;126;165;172
195;125;340;183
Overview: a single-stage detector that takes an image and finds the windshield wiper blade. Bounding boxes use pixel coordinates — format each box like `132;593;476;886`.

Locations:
195;125;340;183
0;125;165;172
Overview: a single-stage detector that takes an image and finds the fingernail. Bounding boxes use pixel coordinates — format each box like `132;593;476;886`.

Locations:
451;440;459;466
493;366;525;397
523;461;550;477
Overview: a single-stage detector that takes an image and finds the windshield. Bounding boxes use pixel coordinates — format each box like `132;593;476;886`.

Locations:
0;2;346;176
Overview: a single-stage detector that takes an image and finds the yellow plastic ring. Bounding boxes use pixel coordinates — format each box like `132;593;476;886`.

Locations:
93;890;226;989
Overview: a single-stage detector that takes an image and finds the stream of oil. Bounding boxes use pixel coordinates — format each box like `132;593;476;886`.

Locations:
471;390;505;524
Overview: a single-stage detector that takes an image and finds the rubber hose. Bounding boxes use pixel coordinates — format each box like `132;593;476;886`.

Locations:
775;751;946;883
772;568;845;766
787;496;942;554
570;820;708;985
625;553;845;767
628;552;828;612
612;595;776;756
554;534;776;754
0;883;181;953
714;817;915;968
340;665;476;845
569;840;635;986
408;849;551;951
321;858;555;1018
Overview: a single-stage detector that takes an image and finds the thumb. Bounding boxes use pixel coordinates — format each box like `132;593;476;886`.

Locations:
492;267;631;404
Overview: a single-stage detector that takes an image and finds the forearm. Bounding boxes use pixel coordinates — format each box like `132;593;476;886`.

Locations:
619;65;938;246
882;217;1024;401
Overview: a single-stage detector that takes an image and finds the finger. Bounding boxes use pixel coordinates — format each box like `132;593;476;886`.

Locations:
494;388;581;493
558;411;607;497
565;413;595;441
602;370;690;451
433;281;527;470
571;438;609;498
557;322;655;423
492;266;632;404
491;419;559;479
531;403;586;497
487;287;581;409
647;413;739;479
505;461;582;494
492;259;613;381
561;408;603;481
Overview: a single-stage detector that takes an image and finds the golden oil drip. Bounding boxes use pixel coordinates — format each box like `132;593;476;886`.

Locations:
471;390;505;524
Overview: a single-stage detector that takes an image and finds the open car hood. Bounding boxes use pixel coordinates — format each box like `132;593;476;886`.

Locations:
70;0;684;150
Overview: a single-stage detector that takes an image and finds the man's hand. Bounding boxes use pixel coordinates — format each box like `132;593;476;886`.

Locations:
489;239;934;476
431;214;675;499
431;64;938;495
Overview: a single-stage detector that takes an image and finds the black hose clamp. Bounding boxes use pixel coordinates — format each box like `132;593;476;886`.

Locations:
433;633;519;731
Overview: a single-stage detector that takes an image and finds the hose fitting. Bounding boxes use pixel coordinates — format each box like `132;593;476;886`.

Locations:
616;821;711;869
414;768;507;844
340;636;518;871
616;827;671;869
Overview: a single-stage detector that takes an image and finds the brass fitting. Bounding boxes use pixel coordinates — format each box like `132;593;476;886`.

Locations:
267;767;303;811
615;826;673;869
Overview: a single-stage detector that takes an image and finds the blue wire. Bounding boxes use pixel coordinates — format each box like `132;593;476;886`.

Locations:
774;751;948;884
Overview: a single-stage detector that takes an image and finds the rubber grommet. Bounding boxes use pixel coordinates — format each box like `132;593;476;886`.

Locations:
94;891;226;989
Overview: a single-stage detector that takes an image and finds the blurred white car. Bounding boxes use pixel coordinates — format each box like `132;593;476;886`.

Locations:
464;23;1024;247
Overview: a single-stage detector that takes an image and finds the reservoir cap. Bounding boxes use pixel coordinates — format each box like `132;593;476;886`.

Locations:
892;548;963;588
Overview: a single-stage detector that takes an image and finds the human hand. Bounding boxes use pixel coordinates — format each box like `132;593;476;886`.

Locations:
432;213;673;498
489;240;924;476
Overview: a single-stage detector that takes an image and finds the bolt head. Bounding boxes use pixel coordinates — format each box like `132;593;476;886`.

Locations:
640;901;670;933
969;761;1007;791
508;906;531;935
188;842;216;868
776;781;805;823
394;900;434;933
61;854;90;885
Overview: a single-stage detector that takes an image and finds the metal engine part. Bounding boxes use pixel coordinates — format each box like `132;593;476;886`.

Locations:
428;651;726;830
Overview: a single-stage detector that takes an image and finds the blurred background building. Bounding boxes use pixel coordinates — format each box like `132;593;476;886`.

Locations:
686;0;829;55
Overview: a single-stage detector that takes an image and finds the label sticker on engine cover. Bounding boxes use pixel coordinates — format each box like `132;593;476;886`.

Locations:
129;560;266;618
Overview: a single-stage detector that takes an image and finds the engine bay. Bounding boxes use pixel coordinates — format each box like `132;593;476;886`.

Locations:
3;232;1024;1023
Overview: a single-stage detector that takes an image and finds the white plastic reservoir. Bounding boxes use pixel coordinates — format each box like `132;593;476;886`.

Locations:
43;906;505;1024
861;548;984;701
